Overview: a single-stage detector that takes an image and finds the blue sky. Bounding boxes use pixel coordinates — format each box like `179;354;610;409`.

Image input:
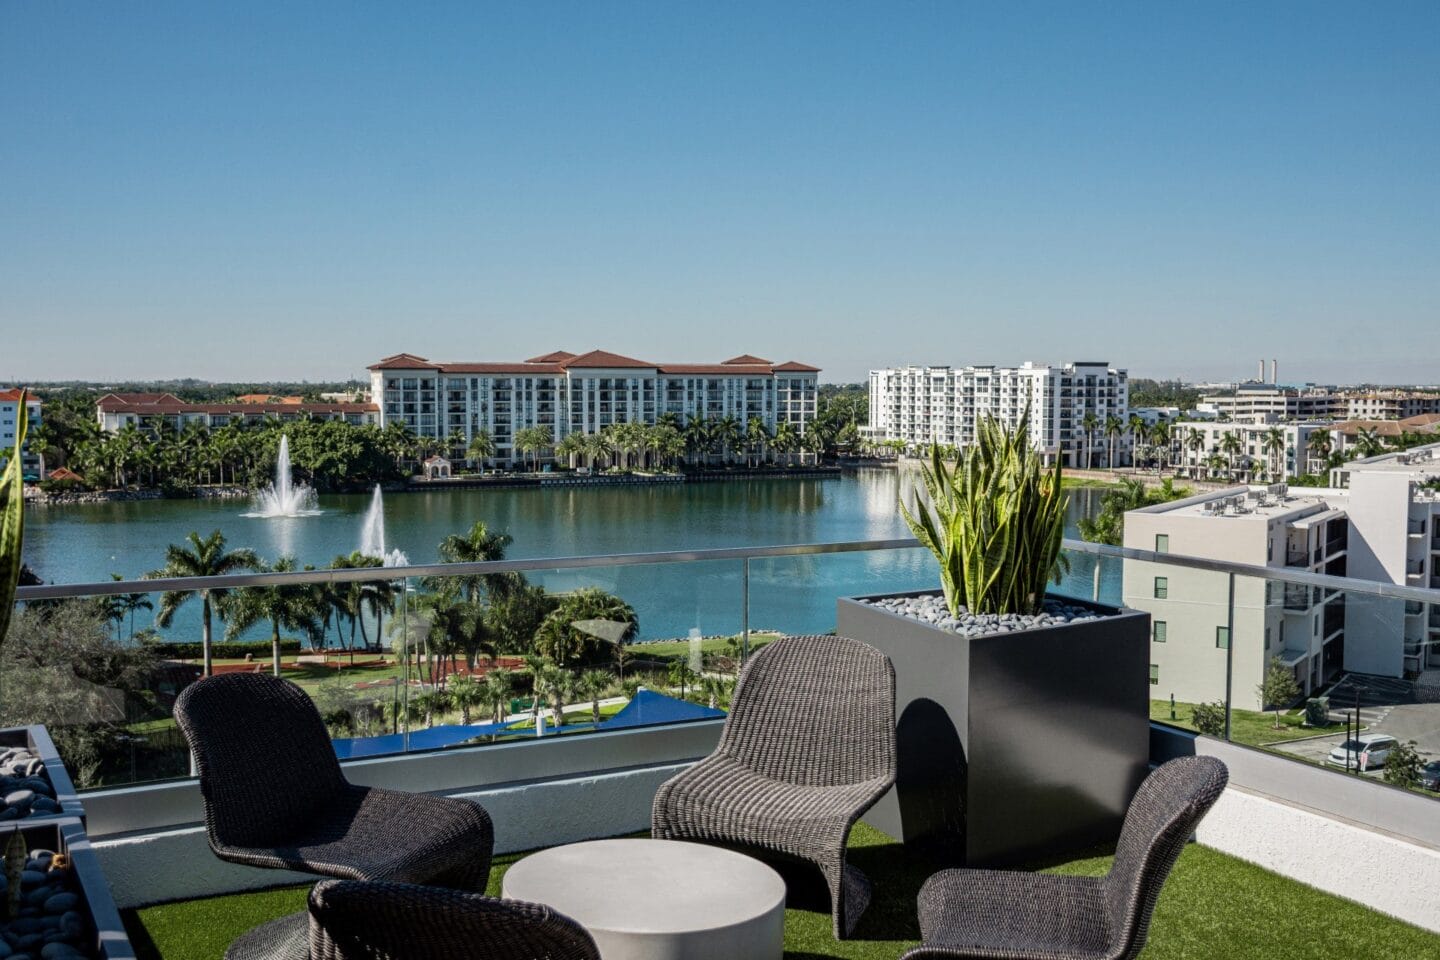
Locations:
2;2;1436;385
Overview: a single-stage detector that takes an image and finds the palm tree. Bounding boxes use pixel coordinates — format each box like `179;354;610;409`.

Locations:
683;412;710;466
1205;452;1227;479
1261;427;1287;480
714;415;742;466
1080;411;1099;469
445;427;468;460
1220;431;1243;479
436;520;515;603
1186;428;1206;477
482;668;515;723
106;574;154;641
1104;415;1124;470
149;530;259;676
448;674;486;725
1355;427;1387;458
772;420;798;466
466;429;496;472
556;432;586;470
667;659;697;700
574;669;612;724
745;417;770;468
1127;413;1146;468
222;556;322;677
1306;430;1333;475
537;663;572;728
582;431;612;471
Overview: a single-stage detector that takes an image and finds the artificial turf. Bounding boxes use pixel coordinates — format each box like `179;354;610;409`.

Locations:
125;822;1439;960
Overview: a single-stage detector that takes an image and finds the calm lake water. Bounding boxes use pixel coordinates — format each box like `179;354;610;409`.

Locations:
23;469;1116;641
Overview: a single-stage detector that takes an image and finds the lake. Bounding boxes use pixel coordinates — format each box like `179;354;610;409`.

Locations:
22;469;1117;641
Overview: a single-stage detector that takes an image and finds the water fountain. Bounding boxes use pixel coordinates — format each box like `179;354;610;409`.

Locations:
244;435;322;517
359;484;410;567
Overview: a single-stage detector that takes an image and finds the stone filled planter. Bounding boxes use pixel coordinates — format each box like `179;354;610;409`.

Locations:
0;726;84;824
836;591;1150;868
0;818;136;959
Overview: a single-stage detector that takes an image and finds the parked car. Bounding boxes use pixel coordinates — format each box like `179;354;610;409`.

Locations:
1327;734;1398;771
1419;760;1440;792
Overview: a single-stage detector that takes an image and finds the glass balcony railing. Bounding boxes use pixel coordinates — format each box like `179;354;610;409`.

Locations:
9;537;1440;809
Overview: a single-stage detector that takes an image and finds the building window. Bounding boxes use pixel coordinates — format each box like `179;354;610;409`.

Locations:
1149;664;1159;685
1153;577;1168;599
1216;626;1230;649
1153;621;1167;643
1155;534;1169;553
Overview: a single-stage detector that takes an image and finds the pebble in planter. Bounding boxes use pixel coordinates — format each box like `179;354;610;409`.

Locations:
0;751;62;822
0;838;94;959
862;594;1101;636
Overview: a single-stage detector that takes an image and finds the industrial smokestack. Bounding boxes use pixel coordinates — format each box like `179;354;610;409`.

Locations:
1271;359;1278;384
1257;359;1265;382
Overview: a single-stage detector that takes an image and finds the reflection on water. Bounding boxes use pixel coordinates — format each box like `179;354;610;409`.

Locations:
23;469;1113;641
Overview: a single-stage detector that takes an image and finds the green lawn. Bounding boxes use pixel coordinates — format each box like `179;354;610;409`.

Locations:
126;823;1439;960
1151;699;1346;747
624;631;780;659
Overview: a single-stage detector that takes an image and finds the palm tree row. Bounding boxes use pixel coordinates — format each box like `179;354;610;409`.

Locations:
47;416;406;492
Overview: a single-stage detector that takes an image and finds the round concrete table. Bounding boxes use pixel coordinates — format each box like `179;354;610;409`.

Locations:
501;838;786;960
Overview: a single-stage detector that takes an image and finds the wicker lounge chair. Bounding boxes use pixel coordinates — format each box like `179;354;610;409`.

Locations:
227;879;601;960
652;633;896;939
900;755;1229;960
175;674;494;891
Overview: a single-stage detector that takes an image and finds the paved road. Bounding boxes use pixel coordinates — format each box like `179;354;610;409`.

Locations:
1271;686;1440;785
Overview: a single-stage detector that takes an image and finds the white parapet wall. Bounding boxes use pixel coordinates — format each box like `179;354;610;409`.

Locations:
1197;786;1440;933
94;763;693;908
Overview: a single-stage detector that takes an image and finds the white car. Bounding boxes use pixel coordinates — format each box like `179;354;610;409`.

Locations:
1327;734;1398;771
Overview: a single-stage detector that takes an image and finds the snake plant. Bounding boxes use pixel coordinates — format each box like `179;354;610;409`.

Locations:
0;391;27;647
900;410;1069;617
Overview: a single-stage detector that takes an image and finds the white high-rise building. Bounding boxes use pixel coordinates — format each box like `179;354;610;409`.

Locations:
0;389;44;479
368;350;819;466
866;361;1128;466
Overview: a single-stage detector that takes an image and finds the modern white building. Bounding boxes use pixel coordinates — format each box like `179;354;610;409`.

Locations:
368;350;820;466
1126;441;1440;708
0;389;43;479
96;393;379;434
1168;420;1333;481
1199;386;1440;424
866;361;1128;467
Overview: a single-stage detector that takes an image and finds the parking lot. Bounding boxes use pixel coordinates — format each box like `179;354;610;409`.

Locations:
1270;675;1440;783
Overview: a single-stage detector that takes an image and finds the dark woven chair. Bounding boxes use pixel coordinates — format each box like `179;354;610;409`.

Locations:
900;755;1229;960
228;879;601;960
175;674;494;891
652;633;896;939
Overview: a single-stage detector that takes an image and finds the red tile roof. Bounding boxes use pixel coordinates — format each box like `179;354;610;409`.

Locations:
366;353;433;370
0;389;35;402
437;362;566;374
99;400;377;416
368;351;820;376
559;349;656;369
657;364;772;375
95;392;183;406
46;466;83;481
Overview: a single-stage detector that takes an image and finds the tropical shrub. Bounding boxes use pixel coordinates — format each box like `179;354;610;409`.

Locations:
900;412;1069;616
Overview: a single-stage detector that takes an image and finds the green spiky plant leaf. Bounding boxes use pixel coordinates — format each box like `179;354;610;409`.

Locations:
0;390;28;648
899;409;1070;617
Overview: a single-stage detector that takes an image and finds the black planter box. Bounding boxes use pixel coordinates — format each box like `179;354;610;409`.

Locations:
2;818;136;960
0;724;85;823
836;591;1150;867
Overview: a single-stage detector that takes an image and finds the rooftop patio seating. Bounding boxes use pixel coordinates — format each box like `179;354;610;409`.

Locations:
227;879;601;960
175;674;494;890
651;633;896;939
899;755;1229;960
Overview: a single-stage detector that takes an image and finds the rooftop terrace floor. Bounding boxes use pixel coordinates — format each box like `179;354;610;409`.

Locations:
125;824;1439;959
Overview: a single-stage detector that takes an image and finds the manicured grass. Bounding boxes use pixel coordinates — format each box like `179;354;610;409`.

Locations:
126;823;1439;960
1151;699;1344;746
624;631;780;659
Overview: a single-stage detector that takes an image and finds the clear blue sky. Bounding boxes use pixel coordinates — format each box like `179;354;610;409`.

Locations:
2;2;1436;385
